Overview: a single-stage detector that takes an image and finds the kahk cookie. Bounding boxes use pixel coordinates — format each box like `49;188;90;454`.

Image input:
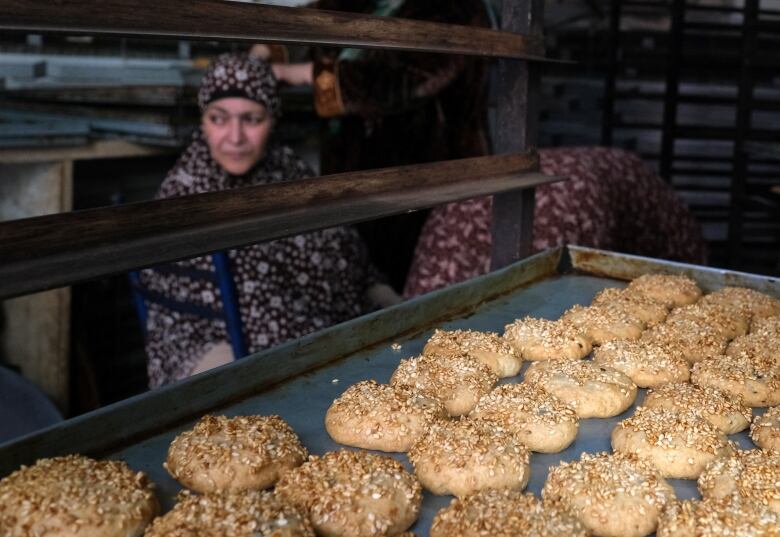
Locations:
145;489;313;536
0;455;158;537
591;286;669;327
325;380;446;452
691;353;780;407
431;489;588;537
700;286;780;320
542;451;675;537
165;415;307;493
503;317;591;361
643;382;751;434
423;329;522;377
408;419;530;498
524;360;637;418
657;497;780;537
275;450;422;537
750;406;780;451
469;382;579;453
561;304;645;346
640;318;727;363
626;273;702;308
666;302;750;340
390;353;497;417
611;407;733;479
698;449;780;515
593;339;690;388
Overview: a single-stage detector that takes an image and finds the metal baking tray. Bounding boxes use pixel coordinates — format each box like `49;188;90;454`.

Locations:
1;245;777;535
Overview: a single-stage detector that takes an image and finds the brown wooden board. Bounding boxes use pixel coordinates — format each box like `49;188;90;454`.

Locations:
0;0;546;60
0;152;558;299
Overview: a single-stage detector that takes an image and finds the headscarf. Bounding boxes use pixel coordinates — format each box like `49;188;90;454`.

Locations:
197;53;282;118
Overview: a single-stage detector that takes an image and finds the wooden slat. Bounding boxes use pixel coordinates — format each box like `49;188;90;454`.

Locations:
0;0;546;60
0;152;561;300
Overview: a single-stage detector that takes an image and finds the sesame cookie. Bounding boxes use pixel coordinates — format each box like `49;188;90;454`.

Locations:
640;318;727;364
430;489;589;537
643;382;751;434
470;383;579;453
726;332;779;363
524;360;637;418
698;448;780;515
145;489;313;536
752;315;780;337
503;317;591;361
667;302;750;340
611;407;733;479
591;286;669;327
657;497;780;537
325;380;446;452
751;406;780;451
408;419;530;498
700;286;780;320
626;273;702;308
0;454;158;537
275;450;422;537
390;353;497;417
691;353;780;407
542;451;675;537
423;328;522;377
165;415;308;493
593;340;690;388
561;304;645;346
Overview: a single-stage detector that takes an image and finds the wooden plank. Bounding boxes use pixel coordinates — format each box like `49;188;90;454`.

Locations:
0;0;546;60
0;161;73;413
0;152;561;299
0;140;173;164
490;0;544;270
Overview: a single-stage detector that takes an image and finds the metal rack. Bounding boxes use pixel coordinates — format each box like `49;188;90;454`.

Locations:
0;0;556;300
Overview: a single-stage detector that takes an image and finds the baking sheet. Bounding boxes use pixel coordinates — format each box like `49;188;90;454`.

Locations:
1;246;776;535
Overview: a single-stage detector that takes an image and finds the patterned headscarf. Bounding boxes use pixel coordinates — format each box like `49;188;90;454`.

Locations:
198;53;281;118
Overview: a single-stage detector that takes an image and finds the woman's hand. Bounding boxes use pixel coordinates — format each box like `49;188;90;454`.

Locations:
271;62;314;86
367;283;403;309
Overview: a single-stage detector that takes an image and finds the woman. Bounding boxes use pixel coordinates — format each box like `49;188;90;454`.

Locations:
266;0;492;292
404;147;708;298
140;54;392;388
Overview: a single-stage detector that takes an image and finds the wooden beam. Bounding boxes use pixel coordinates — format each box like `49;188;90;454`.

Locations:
0;152;561;299
0;0;546;60
490;0;544;270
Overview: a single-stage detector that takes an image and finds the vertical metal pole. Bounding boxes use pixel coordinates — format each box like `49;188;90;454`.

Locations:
601;0;621;146
490;0;543;270
660;0;685;181
728;0;758;269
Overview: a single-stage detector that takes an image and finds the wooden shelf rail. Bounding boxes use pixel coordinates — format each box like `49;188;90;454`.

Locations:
0;152;558;300
0;0;546;60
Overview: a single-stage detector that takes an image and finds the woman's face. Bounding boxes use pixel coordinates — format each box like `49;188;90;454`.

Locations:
202;98;273;176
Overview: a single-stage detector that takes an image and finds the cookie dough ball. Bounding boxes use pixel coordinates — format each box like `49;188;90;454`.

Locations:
657;497;780;537
591;287;670;327
390;353;497;417
593;340;690;388
503;317;591;361
0;454;158;537
667;302;750;340
726;332;779;363
698;449;780;515
524;360;637;418
469;382;579;453
643;382;751;434
430;489;589;537
626;273;702;308
325;380;447;452
165;415;307;493
408;419;530;498
424;328;522;377
751;406;780;451
752;315;780;337
275;450;422;537
542;451;675;537
691;353;780;407
640;319;727;364
700;286;780;320
145;490;313;536
611;407;733;479
561;304;645;345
